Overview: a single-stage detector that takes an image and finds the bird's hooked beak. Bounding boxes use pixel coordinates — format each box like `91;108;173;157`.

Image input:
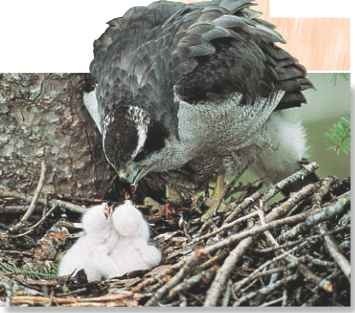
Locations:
117;161;150;188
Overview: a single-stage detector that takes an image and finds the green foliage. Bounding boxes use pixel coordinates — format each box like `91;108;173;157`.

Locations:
0;260;58;280
326;116;350;155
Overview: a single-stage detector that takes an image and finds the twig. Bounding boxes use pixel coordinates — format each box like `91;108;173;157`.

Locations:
255;238;306;254
204;235;252;306
233;274;298;306
0;205;28;214
297;264;333;293
224;191;262;223
255;226;349;254
51;199;86;214
131;262;182;293
204;185;316;306
282;288;287;306
299;255;334;268
10;292;141;306
145;249;206;306
260;296;284;307
183;205;315;306
223;163;317;225
304;193;350;226
233;241;309;294
7;205;58;238
265;183;318;222
221;279;233;306
11;161;47;231
168;266;217;299
267;211;333;293
204;186;316;306
191;211;259;245
311;177;336;209
197;250;229;271
278;193;350;242
0;185;86;215
204;209;313;255
260;210;334;294
261;162;318;203
241;264;297;285
319;223;351;282
301;270;339;306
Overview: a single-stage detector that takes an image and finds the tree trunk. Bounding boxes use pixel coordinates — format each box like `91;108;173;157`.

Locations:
0;73;114;199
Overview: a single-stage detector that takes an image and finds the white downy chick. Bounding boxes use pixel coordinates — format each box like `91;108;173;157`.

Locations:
58;203;120;282
111;200;150;240
58;201;161;281
108;200;161;277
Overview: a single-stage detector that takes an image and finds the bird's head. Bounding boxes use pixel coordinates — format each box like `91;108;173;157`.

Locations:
102;105;168;189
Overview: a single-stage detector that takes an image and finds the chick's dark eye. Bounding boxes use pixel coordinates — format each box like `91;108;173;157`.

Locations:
133;121;168;162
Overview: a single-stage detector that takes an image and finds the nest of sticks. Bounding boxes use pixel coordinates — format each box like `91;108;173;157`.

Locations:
0;162;350;307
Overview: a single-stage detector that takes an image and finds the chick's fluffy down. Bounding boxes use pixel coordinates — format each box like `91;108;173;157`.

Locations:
58;201;161;281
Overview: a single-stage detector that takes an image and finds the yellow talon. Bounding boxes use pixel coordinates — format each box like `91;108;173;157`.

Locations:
201;175;226;222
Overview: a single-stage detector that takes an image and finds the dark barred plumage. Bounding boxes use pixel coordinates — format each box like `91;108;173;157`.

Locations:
85;0;314;198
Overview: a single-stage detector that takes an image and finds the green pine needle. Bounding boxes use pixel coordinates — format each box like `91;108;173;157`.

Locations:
326;116;350;155
0;260;58;280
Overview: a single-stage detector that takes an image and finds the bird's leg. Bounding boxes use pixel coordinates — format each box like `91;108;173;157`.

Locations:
201;174;225;222
214;175;225;199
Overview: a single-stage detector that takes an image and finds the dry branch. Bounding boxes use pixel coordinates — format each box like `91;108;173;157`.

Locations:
278;193;350;242
262;162;319;203
233;274;299;306
0;185;86;215
11;292;141;307
145;249;207;306
16;161;47;227
204;235;252;306
319;223;351;281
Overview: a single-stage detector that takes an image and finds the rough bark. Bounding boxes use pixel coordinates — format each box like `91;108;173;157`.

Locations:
0;73;114;199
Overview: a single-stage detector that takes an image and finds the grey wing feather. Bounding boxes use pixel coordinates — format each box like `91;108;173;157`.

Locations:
89;0;312;128
165;0;310;109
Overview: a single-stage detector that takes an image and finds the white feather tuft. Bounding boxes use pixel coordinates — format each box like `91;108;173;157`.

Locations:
83;89;102;133
252;112;308;182
127;106;149;160
131;123;148;160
